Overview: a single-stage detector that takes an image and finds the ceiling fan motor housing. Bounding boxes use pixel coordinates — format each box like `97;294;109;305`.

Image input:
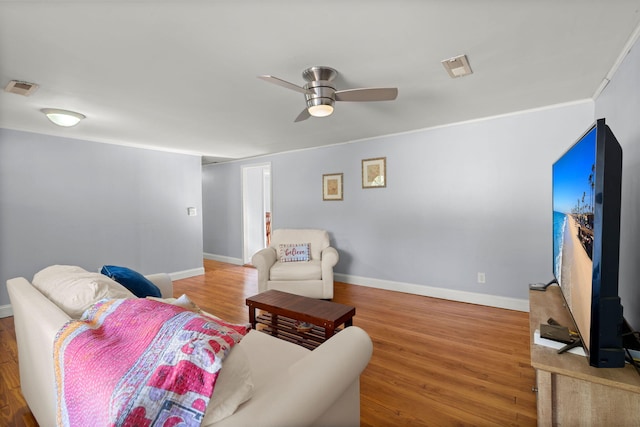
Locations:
303;80;336;109
302;66;338;82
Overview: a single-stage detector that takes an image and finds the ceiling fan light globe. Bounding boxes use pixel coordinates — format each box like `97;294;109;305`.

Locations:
308;104;334;117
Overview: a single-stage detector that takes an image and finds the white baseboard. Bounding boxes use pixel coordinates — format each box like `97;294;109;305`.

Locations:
0;304;13;318
203;252;244;265
169;267;205;281
334;273;529;312
1;264;527;317
201;254;528;311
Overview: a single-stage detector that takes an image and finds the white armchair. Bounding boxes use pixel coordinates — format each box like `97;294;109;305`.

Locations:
251;229;339;299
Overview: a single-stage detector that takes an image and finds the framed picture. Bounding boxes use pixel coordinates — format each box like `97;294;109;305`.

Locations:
323;173;343;201
362;157;386;188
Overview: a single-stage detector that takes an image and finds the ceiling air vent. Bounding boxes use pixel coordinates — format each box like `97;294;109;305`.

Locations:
4;80;40;96
441;55;473;78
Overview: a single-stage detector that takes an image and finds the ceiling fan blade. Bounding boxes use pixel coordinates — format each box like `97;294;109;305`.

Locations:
257;75;313;95
335;87;398;102
294;108;311;122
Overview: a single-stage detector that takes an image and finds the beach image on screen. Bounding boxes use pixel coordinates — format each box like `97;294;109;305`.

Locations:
552;127;597;349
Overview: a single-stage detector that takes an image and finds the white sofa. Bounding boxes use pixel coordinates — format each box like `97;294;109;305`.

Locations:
252;229;339;299
7;272;372;427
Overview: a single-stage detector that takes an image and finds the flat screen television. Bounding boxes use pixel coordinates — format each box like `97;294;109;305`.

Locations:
552;118;625;368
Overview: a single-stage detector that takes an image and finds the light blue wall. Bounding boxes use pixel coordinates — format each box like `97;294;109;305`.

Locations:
203;101;595;305
201;32;639;317
202;161;243;261
595;38;640;331
0;129;204;307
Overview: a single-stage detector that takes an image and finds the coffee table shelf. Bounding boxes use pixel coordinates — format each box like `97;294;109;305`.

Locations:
256;313;342;350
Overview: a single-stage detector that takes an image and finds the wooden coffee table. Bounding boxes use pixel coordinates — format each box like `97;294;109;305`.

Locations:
246;290;356;350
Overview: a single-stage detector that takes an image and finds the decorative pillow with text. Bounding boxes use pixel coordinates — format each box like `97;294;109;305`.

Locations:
278;243;311;262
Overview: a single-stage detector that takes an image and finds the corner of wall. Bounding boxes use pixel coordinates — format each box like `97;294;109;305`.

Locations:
0;304;13;318
203;253;244;266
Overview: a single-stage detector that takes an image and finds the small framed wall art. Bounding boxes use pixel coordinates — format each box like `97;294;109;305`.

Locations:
362;157;386;188
322;173;343;201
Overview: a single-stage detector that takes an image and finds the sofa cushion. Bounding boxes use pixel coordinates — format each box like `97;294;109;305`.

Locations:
278;243;310;263
148;295;254;423
236;329;309;391
270;260;322;281
32;265;135;318
100;265;162;298
119;293;253;422
202;344;254;424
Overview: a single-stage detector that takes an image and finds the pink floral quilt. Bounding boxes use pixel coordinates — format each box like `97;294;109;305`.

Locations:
53;298;249;427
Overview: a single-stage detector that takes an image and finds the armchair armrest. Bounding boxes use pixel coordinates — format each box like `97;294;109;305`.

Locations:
320;247;339;298
252;247;278;292
321;246;339;268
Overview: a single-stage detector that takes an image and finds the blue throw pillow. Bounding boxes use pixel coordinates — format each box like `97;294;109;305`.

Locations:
100;265;162;298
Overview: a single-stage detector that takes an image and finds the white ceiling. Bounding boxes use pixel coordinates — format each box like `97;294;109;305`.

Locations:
1;1;640;163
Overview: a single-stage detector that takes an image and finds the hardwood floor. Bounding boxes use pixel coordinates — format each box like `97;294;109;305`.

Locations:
0;259;537;426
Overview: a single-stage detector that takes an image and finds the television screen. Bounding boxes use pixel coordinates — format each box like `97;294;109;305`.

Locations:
553;126;597;349
552;118;624;368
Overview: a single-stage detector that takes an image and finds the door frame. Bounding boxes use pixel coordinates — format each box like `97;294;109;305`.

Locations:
241;162;272;264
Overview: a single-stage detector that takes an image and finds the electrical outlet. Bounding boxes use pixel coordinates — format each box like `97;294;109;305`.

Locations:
477;272;486;284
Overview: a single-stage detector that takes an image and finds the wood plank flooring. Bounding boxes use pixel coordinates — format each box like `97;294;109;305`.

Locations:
0;259;537;426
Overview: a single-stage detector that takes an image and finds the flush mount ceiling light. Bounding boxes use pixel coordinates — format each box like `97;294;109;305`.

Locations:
441;54;473;78
41;108;86;127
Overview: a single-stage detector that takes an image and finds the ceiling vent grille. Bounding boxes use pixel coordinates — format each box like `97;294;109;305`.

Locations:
441;55;473;78
4;80;40;96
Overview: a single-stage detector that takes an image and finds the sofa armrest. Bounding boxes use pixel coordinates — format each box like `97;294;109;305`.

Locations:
251;247;277;292
145;273;173;298
7;278;71;427
212;326;372;427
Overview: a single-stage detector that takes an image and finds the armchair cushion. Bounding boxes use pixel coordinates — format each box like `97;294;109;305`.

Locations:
270;260;322;281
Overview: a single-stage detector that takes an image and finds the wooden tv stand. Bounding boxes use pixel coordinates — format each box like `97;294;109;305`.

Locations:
529;285;640;425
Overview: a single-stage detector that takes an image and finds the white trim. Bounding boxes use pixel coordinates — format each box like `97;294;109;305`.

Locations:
206;99;594;166
169;267;205;281
334;273;529;312
0;304;13;318
593;20;640;99
202;254;529;311
241;162;272;265
204;252;244;266
0;262;526;316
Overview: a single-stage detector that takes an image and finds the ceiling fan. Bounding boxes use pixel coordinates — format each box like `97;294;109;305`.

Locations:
258;66;398;122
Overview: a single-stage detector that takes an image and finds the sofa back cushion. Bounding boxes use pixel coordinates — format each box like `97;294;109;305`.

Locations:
32;265;135;318
269;229;329;260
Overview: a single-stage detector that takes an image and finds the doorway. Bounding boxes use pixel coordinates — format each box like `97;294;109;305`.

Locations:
242;163;272;265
